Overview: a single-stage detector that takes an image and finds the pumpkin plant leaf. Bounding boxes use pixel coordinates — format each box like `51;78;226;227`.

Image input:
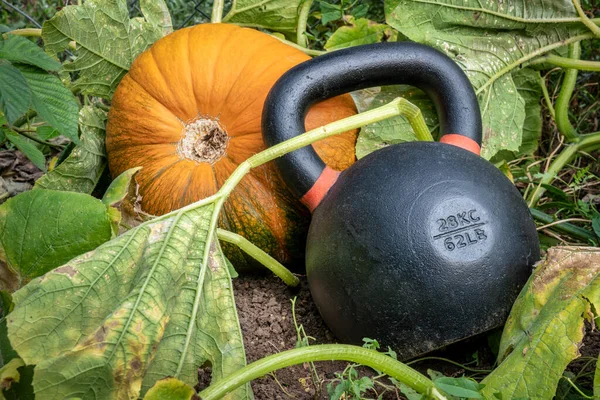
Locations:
34;106;107;194
15;65;79;143
36;126;60;141
0;189;113;291
324;17;396;51
143;377;197;400
490;68;542;163
139;0;173;36
481;247;600;399
102;167;142;207
42;0;164;99
0;61;31;125
384;0;591;159
355;86;438;159
6;200;252;399
2;128;46;172
0;34;60;72
223;0;304;33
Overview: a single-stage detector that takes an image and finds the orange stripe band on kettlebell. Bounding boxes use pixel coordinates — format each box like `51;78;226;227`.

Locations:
440;134;481;155
301;166;340;212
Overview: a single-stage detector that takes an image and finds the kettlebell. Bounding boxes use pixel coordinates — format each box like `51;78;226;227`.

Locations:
262;42;540;360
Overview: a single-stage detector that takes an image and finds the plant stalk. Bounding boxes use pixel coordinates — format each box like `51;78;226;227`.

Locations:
245;97;430;169
531;54;600;72
529;208;597;243
198;344;440;400
211;0;225;23
216;228;299;287
572;0;600;37
555;42;581;142
7;28;41;37
528;131;600;207
538;74;556;119
296;0;313;48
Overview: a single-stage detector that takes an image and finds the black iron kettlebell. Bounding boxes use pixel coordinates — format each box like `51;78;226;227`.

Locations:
262;42;540;359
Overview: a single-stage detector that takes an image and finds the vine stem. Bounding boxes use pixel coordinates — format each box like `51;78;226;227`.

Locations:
555;42;581;142
216;228;299;287
572;0;600;37
530;54;600;71
296;0;313;47
7;28;41;37
198;344;443;400
528;131;600;207
211;0;225;23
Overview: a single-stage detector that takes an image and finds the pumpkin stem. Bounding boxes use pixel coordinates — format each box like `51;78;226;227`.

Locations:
178;117;229;164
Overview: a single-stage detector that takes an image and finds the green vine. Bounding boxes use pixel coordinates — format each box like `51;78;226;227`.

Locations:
198;344;445;399
555;42;582;142
296;0;313;47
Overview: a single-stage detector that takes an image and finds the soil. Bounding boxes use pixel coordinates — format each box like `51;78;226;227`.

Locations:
231;273;600;400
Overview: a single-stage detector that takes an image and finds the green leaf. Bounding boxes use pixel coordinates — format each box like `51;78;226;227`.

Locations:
102;167;142;207
384;0;590;159
491;69;543;163
325;17;395;51
434;377;483;398
34;106;107;193
139;0;173;36
355;86;438;159
144;377;196;400
0;189;113;290
42;0;165;99
3;128;46;171
320;2;343;24
6;203;252;399
15;65;79;143
0;35;60;71
0;61;31;125
0;291;18;367
592;216;600;239
481;247;600;398
223;0;304;33
36;126;60;141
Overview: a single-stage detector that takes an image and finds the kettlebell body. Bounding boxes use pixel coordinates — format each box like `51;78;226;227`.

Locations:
306;142;538;358
262;42;540;359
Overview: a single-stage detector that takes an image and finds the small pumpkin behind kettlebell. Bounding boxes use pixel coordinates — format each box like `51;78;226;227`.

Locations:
262;42;540;359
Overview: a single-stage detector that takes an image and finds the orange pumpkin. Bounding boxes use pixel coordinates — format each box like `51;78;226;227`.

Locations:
106;23;357;269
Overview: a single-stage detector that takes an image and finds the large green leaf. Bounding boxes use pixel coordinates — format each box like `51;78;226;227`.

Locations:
6;202;251;399
0;190;113;291
42;0;165;99
355;86;438;159
16;65;79;143
384;0;592;159
35;106;107;194
481;247;600;399
223;0;304;33
0;35;60;71
324;17;396;51
0;61;30;125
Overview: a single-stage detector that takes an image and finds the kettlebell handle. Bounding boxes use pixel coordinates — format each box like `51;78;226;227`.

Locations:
262;42;482;211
